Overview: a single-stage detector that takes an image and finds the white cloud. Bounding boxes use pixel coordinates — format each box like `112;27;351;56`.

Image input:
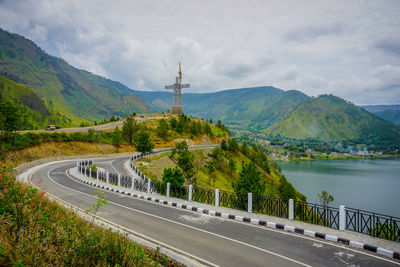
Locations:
0;0;400;104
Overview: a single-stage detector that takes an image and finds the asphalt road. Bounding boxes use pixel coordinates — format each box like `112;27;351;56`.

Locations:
28;157;400;267
18;116;160;133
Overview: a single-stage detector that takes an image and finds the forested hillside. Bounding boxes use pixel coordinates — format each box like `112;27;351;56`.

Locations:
0;28;149;125
265;95;400;144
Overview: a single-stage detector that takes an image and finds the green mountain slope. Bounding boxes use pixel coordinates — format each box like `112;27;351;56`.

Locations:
133;86;309;134
361;105;400;126
265;95;400;142
0;28;149;125
373;110;400;126
0;75;70;129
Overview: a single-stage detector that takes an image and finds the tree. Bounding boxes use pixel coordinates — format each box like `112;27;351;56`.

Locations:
228;138;239;152
122;116;138;145
228;157;236;174
157;119;169;139
162;167;185;186
241;141;248;155
233;161;265;195
133;130;154;154
170;117;177;129
112;127;123;146
206;161;216;185
0;101;24;144
318;190;334;207
177;150;195;181
220;139;228;150
87;128;95;142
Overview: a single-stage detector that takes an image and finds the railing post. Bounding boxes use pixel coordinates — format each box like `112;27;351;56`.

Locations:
96;170;99;181
248;192;252;213
339;205;346;231
118;174;121;187
147;179;151;193
85;167;87;176
131;177;135;190
215;189;219;207
189;185;193;201
106;172;109;184
167;182;170;197
77;159;79;168
289;199;294;220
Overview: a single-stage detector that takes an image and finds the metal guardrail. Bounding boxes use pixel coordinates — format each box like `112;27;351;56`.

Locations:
294;200;339;229
219;189;247;211
78;148;400;243
345;208;400;241
253;194;289;218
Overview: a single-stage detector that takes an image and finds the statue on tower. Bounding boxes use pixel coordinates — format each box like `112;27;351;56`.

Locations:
165;62;190;115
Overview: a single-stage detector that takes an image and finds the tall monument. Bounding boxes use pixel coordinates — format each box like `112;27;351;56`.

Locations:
165;63;190;114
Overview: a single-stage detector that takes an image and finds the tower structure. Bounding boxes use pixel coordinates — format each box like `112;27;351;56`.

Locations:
165;62;190;114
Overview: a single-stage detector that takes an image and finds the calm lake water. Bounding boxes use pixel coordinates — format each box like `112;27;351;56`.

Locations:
278;158;400;218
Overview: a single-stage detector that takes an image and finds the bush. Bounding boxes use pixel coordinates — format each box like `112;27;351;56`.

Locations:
0;168;178;266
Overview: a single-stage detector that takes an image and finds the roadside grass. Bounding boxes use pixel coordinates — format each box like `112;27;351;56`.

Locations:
0;167;183;266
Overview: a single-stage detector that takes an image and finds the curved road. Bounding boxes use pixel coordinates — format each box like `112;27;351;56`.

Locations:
18;116;161;133
28;157;399;267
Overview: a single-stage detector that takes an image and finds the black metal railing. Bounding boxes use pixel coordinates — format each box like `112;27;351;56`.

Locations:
253;194;289;218
192;187;215;205
346;208;400;242
219;190;247;210
169;183;188;199
77;152;400;243
294;200;339;229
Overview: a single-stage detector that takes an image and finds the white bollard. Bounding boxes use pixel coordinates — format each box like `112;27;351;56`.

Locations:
215;189;219;207
147;180;151;193
248;193;253;213
189;185;193;201
118;174;121;187
89;168;92;178
96;170;99;181
339;205;346;231
289;199;294;220
167;182;170;197
106;172;109;184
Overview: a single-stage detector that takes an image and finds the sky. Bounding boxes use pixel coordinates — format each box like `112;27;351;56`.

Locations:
1;0;400;105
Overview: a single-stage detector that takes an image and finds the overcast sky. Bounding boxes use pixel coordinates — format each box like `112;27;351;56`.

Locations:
1;0;400;104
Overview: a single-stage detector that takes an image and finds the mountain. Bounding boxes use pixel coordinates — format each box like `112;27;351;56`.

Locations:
0;75;69;129
361;105;400;126
133;86;309;134
265;95;400;143
0;28;149;125
361;104;400;113
372;110;400;126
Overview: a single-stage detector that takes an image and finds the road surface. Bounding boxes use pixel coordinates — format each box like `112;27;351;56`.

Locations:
27;156;400;267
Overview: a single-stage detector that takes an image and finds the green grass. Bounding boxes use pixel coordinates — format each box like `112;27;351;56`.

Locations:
0;167;181;266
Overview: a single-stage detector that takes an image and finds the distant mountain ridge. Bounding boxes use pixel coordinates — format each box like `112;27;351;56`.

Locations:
133;86;309;134
0;75;69;129
0;28;149;125
265;95;400;143
1;28;399;146
361;105;400;126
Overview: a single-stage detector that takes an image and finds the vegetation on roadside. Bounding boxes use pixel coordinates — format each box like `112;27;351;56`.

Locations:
0;167;182;266
136;140;305;201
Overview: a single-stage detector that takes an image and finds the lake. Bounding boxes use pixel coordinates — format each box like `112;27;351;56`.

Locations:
278;158;400;218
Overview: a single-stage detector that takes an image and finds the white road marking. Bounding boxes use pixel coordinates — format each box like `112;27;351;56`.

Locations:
31;160;400;266
45;167;313;267
66;165;400;266
312;242;323;248
179;214;213;224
